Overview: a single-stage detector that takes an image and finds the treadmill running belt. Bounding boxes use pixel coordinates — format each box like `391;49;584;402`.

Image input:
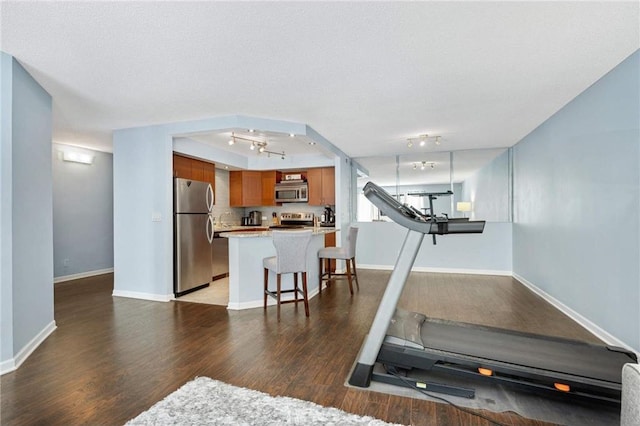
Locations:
421;317;633;384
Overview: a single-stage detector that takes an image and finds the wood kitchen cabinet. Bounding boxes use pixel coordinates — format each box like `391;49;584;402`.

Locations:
307;167;335;206
324;232;336;272
173;154;192;179
261;170;281;206
230;170;262;207
173;154;216;200
202;162;215;192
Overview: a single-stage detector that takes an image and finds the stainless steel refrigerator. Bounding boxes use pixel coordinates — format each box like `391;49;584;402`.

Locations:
174;177;214;296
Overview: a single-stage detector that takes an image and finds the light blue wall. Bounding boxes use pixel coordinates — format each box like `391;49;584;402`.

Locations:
1;52;15;363
461;149;510;222
52;144;113;278
356;221;512;274
512;50;640;351
113;127;173;298
0;53;54;368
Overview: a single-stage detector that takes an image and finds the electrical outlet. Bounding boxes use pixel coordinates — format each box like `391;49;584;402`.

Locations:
63;258;70;267
151;212;162;222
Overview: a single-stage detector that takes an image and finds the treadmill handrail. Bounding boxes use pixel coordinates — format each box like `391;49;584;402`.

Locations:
363;181;486;236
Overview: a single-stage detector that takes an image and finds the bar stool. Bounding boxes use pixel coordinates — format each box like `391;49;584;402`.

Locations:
318;226;359;295
263;230;313;320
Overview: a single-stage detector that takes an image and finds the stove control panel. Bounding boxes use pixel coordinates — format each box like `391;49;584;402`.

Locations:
280;212;315;222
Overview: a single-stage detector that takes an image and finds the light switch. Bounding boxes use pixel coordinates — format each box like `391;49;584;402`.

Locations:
151;212;162;222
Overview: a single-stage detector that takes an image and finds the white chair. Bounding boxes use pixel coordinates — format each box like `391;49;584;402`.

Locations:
263;230;313;320
318;227;359;295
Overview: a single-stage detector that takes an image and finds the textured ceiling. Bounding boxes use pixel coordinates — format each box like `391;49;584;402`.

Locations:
1;1;638;162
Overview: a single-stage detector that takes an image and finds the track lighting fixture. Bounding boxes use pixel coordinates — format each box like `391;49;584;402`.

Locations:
406;134;442;148
228;132;286;159
412;161;436;171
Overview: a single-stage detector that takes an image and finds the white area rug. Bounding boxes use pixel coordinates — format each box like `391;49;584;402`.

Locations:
125;377;399;425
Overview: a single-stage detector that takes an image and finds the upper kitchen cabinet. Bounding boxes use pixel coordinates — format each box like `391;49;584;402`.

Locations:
201;162;215;192
173;154;192;179
230;170;262;207
173;153;216;199
307;167;335;206
261;170;281;206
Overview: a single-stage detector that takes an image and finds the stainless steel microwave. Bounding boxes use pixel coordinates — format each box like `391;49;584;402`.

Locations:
274;182;308;203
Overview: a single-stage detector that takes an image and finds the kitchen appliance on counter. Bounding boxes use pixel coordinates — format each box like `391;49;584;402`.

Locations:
320;205;335;227
248;210;262;226
269;212;314;229
174;177;214;297
274;180;308;203
283;173;303;181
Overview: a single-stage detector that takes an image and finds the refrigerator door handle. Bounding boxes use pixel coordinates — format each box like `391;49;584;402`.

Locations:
206;215;214;244
206;184;214;212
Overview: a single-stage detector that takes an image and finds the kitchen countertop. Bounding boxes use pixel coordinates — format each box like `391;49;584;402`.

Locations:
214;225;268;233
219;226;336;238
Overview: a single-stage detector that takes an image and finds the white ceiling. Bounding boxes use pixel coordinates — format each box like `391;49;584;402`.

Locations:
1;1;638;167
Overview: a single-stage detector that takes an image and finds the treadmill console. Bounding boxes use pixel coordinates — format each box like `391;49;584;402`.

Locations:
363;181;486;243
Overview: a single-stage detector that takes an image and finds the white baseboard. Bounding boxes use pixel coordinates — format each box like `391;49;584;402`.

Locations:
1;321;57;376
112;290;172;302
0;358;16;375
54;268;114;284
227;288;320;311
514;273;637;355
359;264;512;276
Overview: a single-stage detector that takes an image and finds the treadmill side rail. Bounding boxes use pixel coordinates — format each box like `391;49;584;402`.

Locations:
348;230;425;386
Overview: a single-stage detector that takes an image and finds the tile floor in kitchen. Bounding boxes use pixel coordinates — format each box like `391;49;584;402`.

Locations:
175;277;229;306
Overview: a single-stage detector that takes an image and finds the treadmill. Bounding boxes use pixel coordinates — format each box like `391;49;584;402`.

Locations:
349;181;637;404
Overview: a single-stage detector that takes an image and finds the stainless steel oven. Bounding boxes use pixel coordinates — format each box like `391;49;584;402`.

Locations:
274;181;308;203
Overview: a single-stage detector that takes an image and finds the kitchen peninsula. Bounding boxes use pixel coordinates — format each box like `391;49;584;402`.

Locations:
219;228;337;310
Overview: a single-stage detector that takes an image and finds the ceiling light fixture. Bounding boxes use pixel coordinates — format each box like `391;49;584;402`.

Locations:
228;132;286;159
406;134;442;148
412;161;436;171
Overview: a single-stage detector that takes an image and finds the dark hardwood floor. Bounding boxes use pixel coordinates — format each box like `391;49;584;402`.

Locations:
1;270;602;425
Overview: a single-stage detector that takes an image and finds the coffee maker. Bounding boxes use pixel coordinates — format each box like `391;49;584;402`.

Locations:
320;205;335;226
